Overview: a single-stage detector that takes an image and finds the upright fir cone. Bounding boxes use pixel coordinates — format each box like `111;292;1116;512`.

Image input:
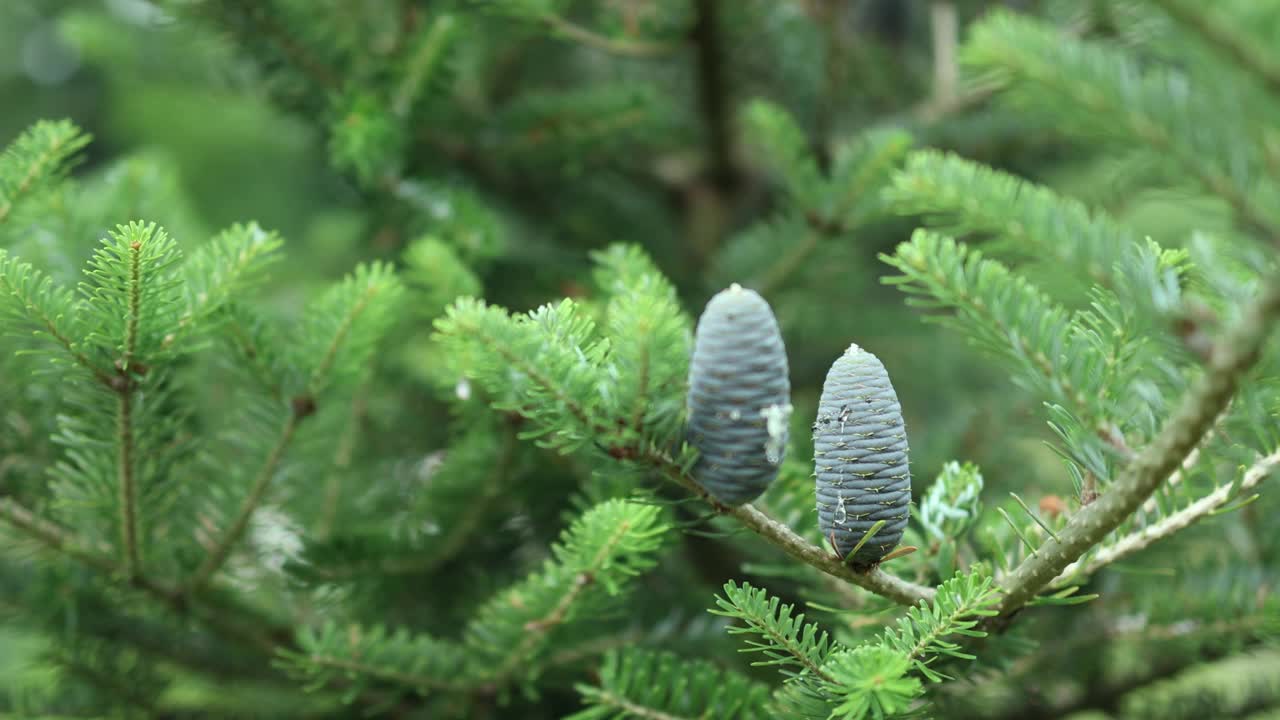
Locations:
686;284;792;506
814;343;911;566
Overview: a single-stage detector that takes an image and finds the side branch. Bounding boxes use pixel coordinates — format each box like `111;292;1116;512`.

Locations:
1149;0;1280;101
996;277;1280;617
1053;447;1280;585
584;692;691;720
0;125;82;225
303;654;465;693
0;498;397;708
488;511;637;684
0;498;279;653
647;450;935;606
425;429;517;571
543;14;679;58
187;411;302;590
191;274;384;587
0;498;115;573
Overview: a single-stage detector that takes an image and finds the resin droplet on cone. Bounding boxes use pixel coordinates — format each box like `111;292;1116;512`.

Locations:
814;343;911;566
686;284;791;506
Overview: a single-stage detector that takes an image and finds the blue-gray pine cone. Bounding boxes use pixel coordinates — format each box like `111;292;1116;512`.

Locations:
814;343;910;566
686;284;791;506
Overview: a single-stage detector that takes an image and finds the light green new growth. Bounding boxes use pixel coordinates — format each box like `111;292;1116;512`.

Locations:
917;461;984;543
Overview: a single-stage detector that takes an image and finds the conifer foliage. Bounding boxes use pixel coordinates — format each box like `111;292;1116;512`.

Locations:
3;1;1280;718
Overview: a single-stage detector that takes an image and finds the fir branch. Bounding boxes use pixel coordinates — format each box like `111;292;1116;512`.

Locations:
882;231;1092;419
755;226;821;297
1054;447;1280;585
0;498;284;655
122;238;142;371
203;0;341;92
314;384;367;540
307;269;390;394
435;298;610;454
712;581;835;682
423;427;517;572
544;13;679;58
461;500;667;687
392;13;458;117
489;506;646;683
787;570;998;719
882;230;1177;484
545;630;644;670
276;622;471;700
571;649;771;720
646;448;936;606
966;11;1280;238
575;690;692;720
818;645;921;719
289;502;666;700
1119;649;1280;720
0;498;115;574
0;120;89;226
487;329;593;429
437;271;929;607
996;274;1280;617
879;569;999;680
1148;0;1280;101
187;411;301;591
295;653;464;693
887;151;1142;289
224;306;285;402
748;128;913;295
297;423;518;581
593;243;691;447
740;99;823;200
0;251;112;387
192;264;400;588
909;82;999;124
52;649;160;716
176;223;284;345
827;129;915;229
